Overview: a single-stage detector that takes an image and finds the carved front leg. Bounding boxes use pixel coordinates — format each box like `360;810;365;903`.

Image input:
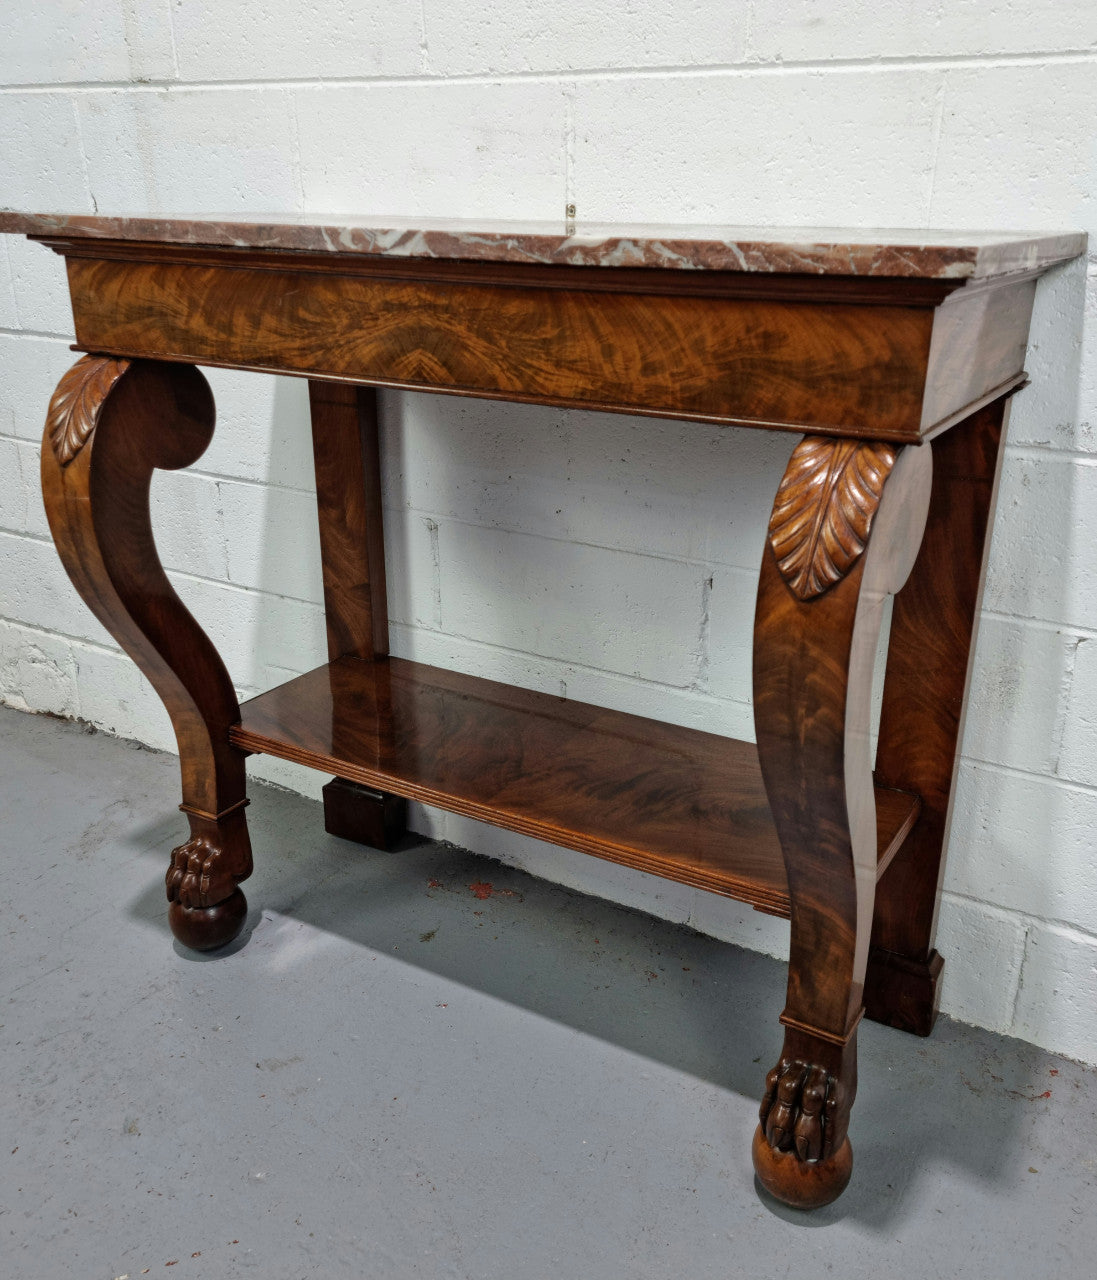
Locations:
751;435;932;1208
42;355;252;951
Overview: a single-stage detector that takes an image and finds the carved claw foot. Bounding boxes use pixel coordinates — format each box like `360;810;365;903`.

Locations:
165;807;252;952
752;1049;854;1209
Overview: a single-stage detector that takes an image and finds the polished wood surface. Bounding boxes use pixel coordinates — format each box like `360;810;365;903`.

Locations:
867;396;1011;1033
14;213;1077;1212
321;776;407;852
309;379;407;847
65;254;944;440
40;356;253;950
752;435;932;1205
309;381;390;662
231;655;920;916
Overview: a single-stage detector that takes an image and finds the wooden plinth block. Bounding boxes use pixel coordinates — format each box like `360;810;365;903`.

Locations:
322;776;407;851
865;947;942;1034
864;946;944;1037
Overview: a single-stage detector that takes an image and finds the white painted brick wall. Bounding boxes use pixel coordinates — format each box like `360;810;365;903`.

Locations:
2;2;1096;1062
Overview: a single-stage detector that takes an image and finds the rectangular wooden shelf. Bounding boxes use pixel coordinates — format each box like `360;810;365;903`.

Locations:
231;657;920;917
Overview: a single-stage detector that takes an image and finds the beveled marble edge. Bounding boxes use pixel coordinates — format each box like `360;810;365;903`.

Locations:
0;211;1086;279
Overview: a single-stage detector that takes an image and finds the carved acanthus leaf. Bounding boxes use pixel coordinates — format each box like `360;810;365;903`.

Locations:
46;354;131;466
768;437;897;600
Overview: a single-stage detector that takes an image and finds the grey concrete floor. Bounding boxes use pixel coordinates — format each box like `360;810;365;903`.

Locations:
1;704;1095;1280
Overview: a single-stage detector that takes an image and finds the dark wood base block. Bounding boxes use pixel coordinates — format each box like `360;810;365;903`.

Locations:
323;776;407;851
864;946;945;1037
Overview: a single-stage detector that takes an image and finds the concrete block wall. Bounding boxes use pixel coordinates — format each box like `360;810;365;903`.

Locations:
2;3;1096;1061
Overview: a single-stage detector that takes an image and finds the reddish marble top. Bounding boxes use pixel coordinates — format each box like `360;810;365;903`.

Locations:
0;211;1085;279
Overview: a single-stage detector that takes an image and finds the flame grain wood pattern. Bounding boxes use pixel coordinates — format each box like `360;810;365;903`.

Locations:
45;353;131;465
39;356;253;951
866;397;1011;1033
752;438;933;1206
11;215;1078;1214
768;437;899;600
308;379;407;847
63;254;946;440
230;655;920;916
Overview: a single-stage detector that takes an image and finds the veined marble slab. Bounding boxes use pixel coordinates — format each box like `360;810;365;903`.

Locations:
0;211;1085;279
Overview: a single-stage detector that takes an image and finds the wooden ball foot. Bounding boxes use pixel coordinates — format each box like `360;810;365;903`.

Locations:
169;888;247;952
752;1125;853;1209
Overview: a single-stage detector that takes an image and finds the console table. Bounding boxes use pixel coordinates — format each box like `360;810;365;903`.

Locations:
1;213;1084;1209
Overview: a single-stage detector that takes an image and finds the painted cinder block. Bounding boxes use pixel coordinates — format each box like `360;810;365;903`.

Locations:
1056;634;1097;786
76;87;301;214
946;761;1097;937
0;618;78;720
195;369;316;489
0;335;78;440
384;395;788;570
0;436;27;534
384;508;443;632
0;3;175;86
983;452;1097;633
0;241;19;331
222;478;324;604
171;0;423;81
1012;922;1097;1064
3;239;74;337
934;894;1028;1035
439;519;705;686
960;616;1075;777
164;571;327;693
15;440;50;541
749;0;1097;63
0;93;91;211
703;564;759;714
295;81;567;219
423;1;747;75
571;68;943;224
70;636;176;753
930;62;1097;236
149;470;228;582
1006;260;1093;454
0;530;120;650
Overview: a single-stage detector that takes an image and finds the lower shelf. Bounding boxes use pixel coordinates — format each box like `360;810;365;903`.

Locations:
231;656;920;917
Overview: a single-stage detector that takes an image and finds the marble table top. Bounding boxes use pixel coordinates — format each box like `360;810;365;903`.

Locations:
0;211;1086;279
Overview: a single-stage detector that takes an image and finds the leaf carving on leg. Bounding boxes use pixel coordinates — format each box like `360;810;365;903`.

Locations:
46;354;131;466
768;436;898;600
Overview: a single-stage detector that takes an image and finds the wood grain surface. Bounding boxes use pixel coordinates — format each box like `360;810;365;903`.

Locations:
867;396;1011;1033
751;434;932;1205
230;655;919;915
40;357;253;948
309;381;389;662
65;255;940;439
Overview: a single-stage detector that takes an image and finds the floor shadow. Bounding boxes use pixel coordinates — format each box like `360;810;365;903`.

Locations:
117;772;1055;1233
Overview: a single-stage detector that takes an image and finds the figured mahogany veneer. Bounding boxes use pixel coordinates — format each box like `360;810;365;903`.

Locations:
8;213;1083;1213
50;239;1031;443
230;655;920;917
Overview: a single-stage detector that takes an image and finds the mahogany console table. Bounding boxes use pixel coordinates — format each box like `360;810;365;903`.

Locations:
1;213;1085;1208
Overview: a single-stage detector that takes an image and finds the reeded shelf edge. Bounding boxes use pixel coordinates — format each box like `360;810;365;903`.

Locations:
230;656;921;918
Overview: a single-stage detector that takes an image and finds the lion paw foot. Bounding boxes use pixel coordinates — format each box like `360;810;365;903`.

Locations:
759;1056;845;1163
165;833;226;909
